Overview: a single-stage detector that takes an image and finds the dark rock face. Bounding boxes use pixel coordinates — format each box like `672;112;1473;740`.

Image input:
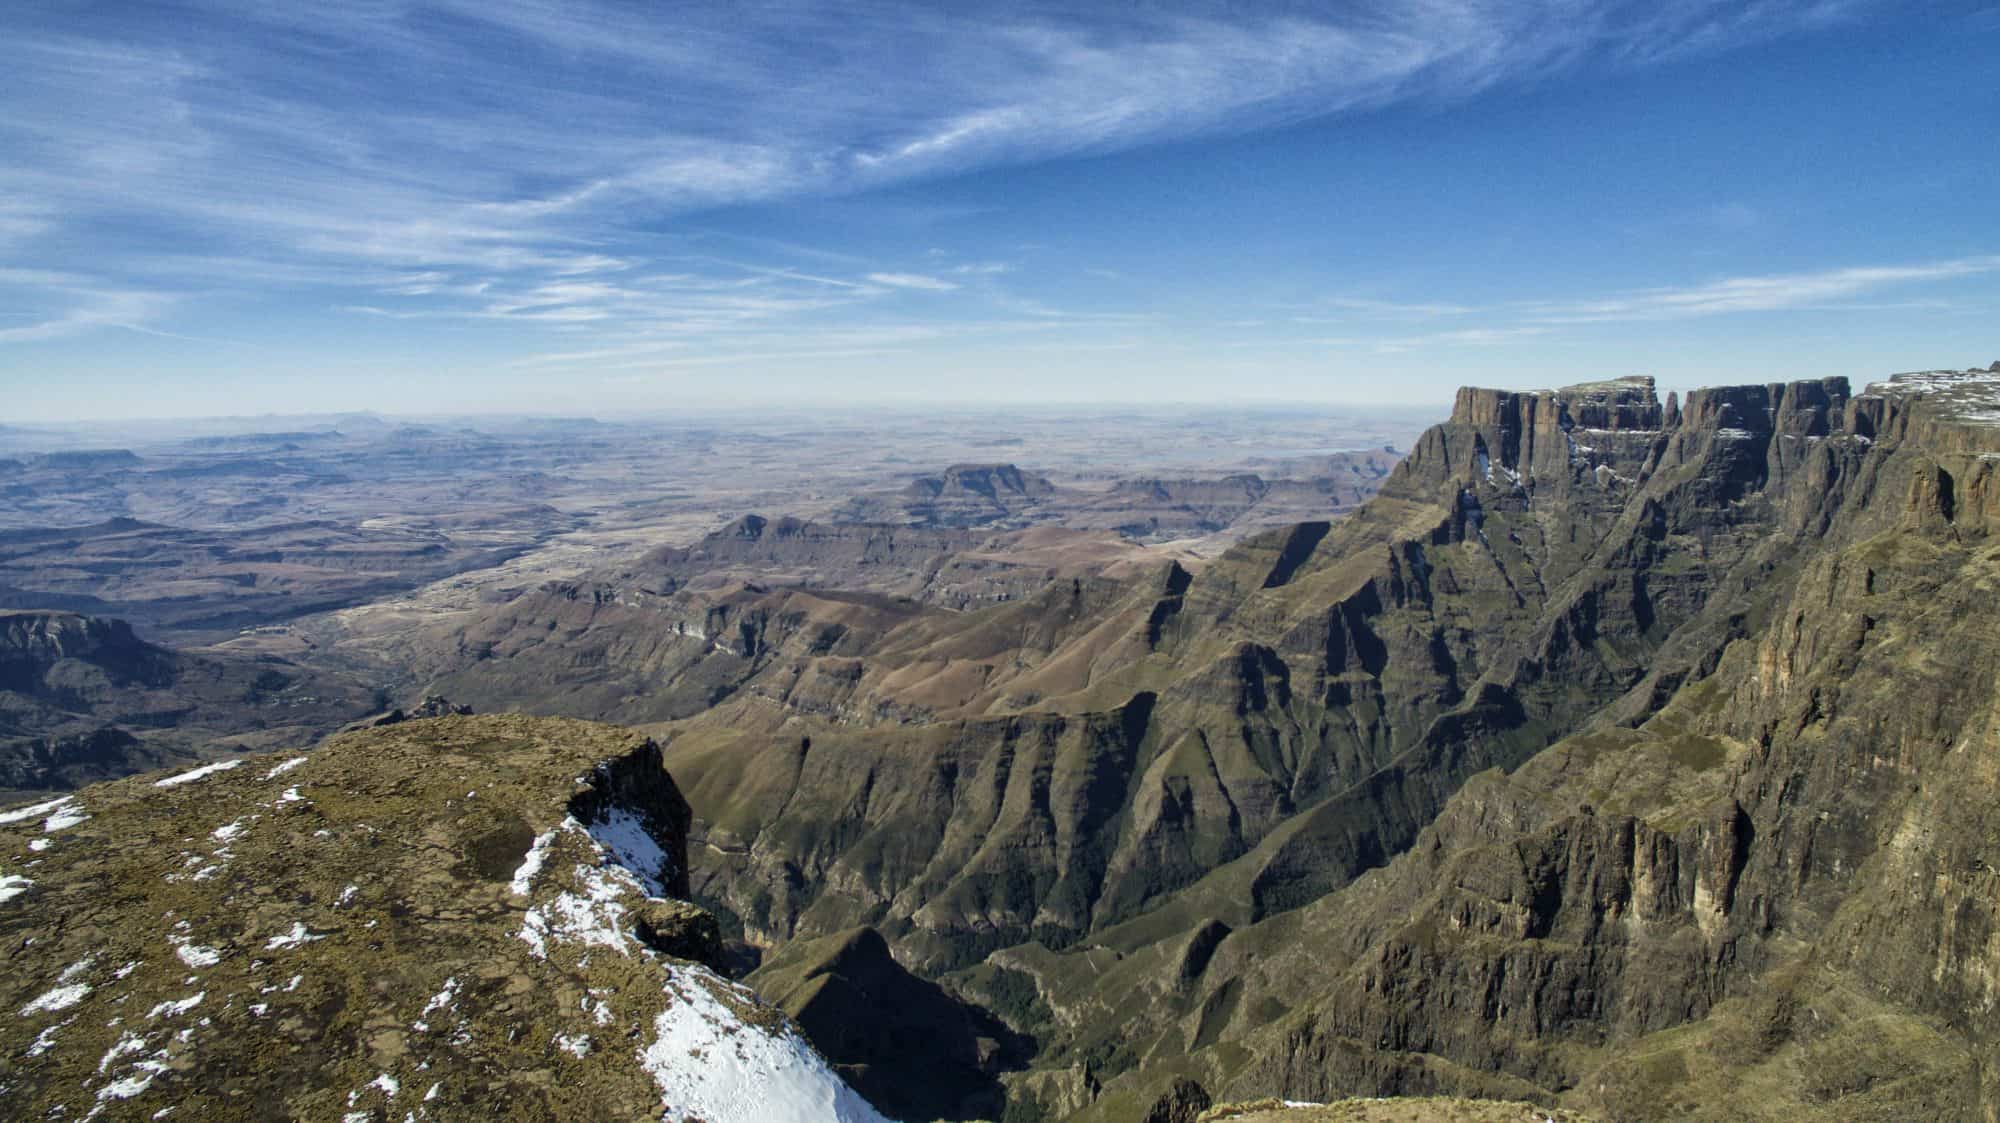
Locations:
1139;1077;1212;1123
0;611;175;696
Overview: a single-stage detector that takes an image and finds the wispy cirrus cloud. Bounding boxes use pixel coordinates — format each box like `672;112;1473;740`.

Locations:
865;273;961;293
1519;255;2000;322
0;0;1893;351
1262;254;1998;353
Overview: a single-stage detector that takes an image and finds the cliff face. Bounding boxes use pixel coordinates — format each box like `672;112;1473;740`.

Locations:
0;715;887;1122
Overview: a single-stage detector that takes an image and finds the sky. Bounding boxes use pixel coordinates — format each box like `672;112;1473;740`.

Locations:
1;0;1997;421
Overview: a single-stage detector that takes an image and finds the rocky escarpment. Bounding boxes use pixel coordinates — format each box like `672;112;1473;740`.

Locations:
662;372;1835;979
996;367;2000;1121
428;371;1882;993
0;715;886;1122
632;366;2000;1122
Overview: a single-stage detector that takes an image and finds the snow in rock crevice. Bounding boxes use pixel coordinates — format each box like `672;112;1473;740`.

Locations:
584;806;674;897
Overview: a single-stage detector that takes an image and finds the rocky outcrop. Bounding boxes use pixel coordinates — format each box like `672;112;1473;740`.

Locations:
0;715;885;1122
0;610;176;695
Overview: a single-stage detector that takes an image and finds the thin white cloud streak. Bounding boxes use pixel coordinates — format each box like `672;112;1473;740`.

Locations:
865;273;960;292
1314;297;1476;319
1518;256;2000;322
0;287;173;344
1245;255;1998;351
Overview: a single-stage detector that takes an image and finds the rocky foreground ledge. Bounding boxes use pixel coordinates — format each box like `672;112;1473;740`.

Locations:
0;714;886;1122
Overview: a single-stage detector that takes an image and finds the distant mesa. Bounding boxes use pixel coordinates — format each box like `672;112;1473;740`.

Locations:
903;463;1055;502
28;449;140;471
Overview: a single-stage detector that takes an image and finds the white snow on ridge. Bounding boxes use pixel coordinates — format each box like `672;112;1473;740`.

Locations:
518;862;647;960
0;874;31;903
155;759;244;788
501;809;894;1122
640;966;889;1123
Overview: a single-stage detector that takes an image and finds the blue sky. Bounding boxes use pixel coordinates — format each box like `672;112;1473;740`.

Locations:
2;1;1996;421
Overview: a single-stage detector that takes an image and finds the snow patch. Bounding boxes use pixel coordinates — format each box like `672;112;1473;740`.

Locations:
509;828;558;896
414;976;460;1031
0;795;88;832
264;923;323;951
43;804;90;831
27;1021;63;1055
168;931;222;969
262;756;308;780
154;759;243;787
146;993;204;1019
0;795;73;825
518;862;647;959
639;966;888;1123
555;1032;591;1057
21;982;91;1015
0;874;31;903
99;1053;170;1101
211;820;248;843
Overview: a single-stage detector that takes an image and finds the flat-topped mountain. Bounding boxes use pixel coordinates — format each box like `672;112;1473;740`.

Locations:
907;463;1057;504
0;714;887;1122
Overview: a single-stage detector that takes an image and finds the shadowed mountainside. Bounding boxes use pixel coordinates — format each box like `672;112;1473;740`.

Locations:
0;610;376;795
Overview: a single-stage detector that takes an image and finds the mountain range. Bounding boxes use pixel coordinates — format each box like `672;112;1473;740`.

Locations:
5;366;2000;1121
